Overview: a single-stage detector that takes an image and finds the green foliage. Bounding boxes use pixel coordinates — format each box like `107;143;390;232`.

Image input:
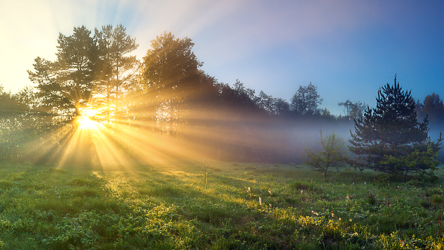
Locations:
381;145;441;178
304;130;346;179
349;75;442;177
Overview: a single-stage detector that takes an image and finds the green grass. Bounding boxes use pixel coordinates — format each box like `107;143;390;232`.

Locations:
0;162;443;249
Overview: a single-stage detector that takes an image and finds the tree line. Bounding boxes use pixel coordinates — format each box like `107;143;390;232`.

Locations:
0;25;443;165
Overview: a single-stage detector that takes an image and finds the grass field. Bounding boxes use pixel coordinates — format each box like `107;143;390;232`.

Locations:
0;162;444;249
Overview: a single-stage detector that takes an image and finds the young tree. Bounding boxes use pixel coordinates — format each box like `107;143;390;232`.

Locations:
290;82;323;115
304;130;346;179
349;75;442;178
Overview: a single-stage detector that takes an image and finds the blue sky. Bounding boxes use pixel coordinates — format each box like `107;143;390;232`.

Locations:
0;0;443;115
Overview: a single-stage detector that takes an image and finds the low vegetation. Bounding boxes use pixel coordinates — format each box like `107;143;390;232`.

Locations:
1;162;444;249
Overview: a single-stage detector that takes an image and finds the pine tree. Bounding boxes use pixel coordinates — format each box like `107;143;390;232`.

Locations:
349;75;442;178
94;25;139;123
28;26;98;119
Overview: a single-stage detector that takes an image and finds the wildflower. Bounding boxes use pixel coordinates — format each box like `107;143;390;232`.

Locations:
349;219;352;222
339;218;341;221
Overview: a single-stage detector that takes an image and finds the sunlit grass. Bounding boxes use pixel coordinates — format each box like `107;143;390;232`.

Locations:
1;162;444;249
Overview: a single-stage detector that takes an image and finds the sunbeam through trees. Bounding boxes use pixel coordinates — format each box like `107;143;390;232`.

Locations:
0;25;442;169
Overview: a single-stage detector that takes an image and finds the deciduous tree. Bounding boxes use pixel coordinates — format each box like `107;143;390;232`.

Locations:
142;32;203;133
305;130;346;179
290;82;322;115
338;100;367;120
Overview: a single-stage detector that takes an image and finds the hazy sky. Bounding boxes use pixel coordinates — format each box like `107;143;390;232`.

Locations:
0;0;443;115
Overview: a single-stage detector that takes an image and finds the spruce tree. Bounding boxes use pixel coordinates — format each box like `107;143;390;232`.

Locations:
349;75;442;178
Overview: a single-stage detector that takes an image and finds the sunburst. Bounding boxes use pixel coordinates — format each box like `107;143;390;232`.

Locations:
76;108;99;130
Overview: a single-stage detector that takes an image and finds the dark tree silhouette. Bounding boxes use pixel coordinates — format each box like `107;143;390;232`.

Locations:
142;32;203;134
28;26;98;120
290;82;323;115
349;75;442;177
423;93;444;122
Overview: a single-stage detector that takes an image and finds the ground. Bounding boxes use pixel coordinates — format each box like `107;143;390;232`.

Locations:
0;162;443;249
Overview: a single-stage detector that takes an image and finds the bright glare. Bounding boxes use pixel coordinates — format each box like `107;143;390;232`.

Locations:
78;116;97;130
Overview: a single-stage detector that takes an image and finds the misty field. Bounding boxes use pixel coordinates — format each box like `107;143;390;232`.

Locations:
0;162;443;249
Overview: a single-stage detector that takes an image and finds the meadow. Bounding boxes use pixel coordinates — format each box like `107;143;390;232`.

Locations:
0;162;443;249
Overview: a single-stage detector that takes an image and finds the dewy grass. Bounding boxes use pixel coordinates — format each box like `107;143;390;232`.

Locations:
0;162;444;249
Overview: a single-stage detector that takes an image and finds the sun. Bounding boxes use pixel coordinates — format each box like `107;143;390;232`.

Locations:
76;108;99;130
78;116;97;130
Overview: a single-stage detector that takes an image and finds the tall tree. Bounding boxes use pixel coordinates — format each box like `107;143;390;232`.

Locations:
274;98;291;116
422;93;444;122
0;85;37;161
28;26;97;120
0;85;28;117
94;25;139;122
142;32;203;133
338;100;367;120
290;82;323;115
349;76;442;177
